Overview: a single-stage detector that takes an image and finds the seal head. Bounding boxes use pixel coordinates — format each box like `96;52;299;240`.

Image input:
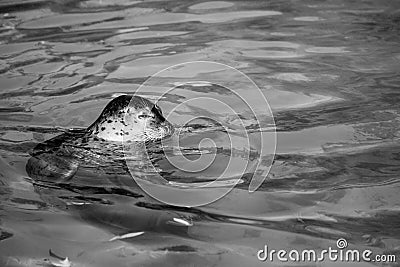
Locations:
87;95;174;142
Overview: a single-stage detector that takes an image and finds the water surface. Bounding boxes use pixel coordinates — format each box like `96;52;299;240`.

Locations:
1;0;400;266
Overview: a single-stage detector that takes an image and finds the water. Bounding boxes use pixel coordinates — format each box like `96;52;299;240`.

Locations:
1;0;400;266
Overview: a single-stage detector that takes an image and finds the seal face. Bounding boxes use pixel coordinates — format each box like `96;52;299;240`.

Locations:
88;95;173;142
26;95;174;181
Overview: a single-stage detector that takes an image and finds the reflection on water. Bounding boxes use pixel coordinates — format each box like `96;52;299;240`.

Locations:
1;0;400;266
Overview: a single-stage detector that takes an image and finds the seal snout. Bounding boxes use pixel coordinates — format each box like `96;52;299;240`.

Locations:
151;105;165;123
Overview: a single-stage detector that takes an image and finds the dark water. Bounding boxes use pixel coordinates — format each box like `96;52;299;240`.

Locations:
1;0;400;266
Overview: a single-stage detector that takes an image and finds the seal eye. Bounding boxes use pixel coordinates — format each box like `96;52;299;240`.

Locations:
138;114;154;120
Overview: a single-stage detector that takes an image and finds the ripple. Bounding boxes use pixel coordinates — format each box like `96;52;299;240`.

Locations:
80;0;142;8
0;228;13;241
293;16;325;22
0;0;47;12
269;73;314;82
270;32;296;36
305;46;349;53
156;245;197;252
209;40;304;59
210;40;301;49
0;42;37;58
243;50;303;59
106;30;188;42
305;226;351;238
0;131;31;142
75;10;281;31
18;8;154;29
277;125;355;154
189;1;234;10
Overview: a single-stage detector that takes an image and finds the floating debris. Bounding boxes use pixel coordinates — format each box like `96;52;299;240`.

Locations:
49;257;71;267
48;250;71;267
171;217;193;226
109;231;145;241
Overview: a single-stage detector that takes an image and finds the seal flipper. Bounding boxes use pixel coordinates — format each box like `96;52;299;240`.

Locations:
26;153;79;181
26;129;85;181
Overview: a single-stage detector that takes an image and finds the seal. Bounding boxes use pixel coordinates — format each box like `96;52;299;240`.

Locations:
26;95;174;181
